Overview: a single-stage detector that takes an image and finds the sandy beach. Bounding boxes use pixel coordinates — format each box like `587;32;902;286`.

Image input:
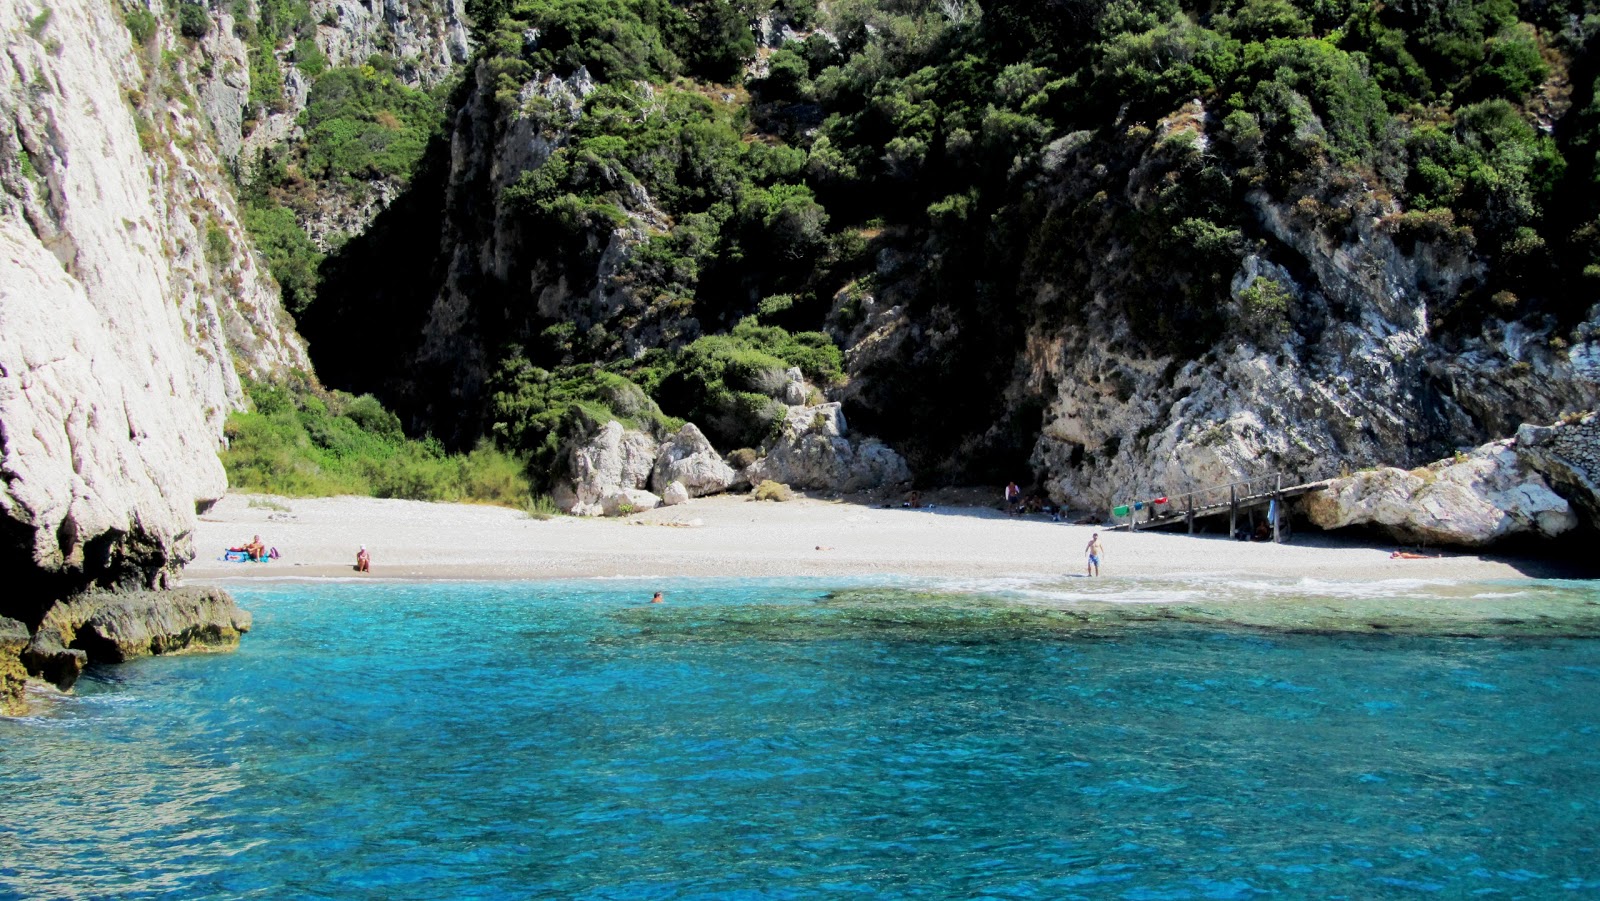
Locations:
185;490;1576;586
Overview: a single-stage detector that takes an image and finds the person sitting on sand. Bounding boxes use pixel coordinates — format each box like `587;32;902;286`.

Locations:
904;490;922;508
356;545;371;572
243;534;266;562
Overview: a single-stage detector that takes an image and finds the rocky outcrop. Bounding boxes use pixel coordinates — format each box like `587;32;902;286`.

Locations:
42;586;251;666
745;403;911;492
551;419;661;516
0;617;28;716
2;0;309;615
1302;440;1577;547
1515;414;1600;531
652;423;737;498
3;587;251;708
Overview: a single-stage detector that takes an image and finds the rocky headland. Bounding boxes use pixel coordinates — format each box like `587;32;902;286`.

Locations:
0;0;304;709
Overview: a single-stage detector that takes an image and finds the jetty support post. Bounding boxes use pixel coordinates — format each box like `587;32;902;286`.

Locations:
1229;485;1237;539
1272;475;1283;543
1186;493;1195;534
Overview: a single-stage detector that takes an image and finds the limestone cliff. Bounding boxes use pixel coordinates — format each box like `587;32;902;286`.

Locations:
1;0;308;617
833;100;1600;514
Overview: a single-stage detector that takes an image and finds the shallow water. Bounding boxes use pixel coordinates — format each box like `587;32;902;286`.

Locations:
4;577;1600;899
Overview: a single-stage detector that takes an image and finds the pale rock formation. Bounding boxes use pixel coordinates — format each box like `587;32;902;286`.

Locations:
551;420;659;516
1;0;308;604
746;403;911;492
316;0;470;87
1514;414;1600;530
660;481;690;507
1016;119;1598;512
780;366;810;405
601;487;660;517
1302;441;1576;547
651;423;736;498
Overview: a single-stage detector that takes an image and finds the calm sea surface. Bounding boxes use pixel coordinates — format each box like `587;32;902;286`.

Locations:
3;577;1600;899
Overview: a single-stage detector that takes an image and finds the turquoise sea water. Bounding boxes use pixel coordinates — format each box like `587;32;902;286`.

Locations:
3;577;1600;899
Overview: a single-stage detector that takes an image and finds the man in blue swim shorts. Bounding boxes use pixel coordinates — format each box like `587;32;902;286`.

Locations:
1085;532;1104;577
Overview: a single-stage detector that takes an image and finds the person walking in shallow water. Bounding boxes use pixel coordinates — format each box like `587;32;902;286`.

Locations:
1085;532;1104;577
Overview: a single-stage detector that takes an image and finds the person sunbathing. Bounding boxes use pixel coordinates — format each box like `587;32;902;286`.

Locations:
356;545;371;572
243;535;266;561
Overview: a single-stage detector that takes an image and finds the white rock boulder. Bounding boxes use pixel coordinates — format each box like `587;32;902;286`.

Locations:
660;481;691;506
651;423;736;497
551;420;659;516
601;488;661;517
1302;441;1577;546
745;403;911;492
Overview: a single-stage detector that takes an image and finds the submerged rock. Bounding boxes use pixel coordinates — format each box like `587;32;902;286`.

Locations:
1302;440;1576;547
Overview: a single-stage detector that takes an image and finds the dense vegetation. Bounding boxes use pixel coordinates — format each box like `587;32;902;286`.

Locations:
229;0;452;315
222;380;533;504
263;0;1600;485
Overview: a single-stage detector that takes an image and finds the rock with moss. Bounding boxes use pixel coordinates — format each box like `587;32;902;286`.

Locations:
745;403;911;492
601;487;661;516
1302;440;1576;547
0;617;29;716
39;586;252;669
651;423;736;498
0;587;251;710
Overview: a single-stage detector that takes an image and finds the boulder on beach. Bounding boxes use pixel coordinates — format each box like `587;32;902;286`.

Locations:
1302;440;1577;547
651;423;736;498
744;402;910;492
552;419;660;516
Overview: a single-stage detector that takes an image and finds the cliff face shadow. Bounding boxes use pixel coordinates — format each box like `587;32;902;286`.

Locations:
297;134;453;435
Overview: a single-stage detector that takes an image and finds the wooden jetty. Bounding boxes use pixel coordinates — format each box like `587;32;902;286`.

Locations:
1109;474;1333;542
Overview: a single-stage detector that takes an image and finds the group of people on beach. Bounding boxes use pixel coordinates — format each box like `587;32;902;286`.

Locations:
1004;481;1064;520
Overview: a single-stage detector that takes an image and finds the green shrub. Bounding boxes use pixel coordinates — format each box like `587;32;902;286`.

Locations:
751;480;793;501
294;36;328;77
299;66;445;183
125;7;157;44
221;381;532;504
176;1;210;38
242;201;322;313
525;493;562;520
